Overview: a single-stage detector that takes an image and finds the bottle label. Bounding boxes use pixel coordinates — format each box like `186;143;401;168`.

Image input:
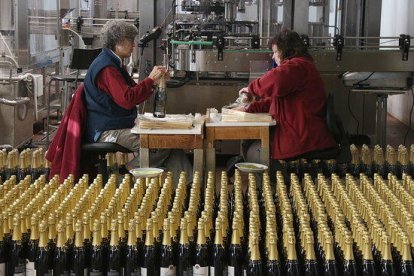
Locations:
25;261;36;276
160;265;176;275
107;270;119;276
193;264;208;275
129;270;140;276
90;270;103;276
210;266;227;276
0;263;5;276
183;267;192;276
228;266;235;276
141;267;147;276
14;263;25;275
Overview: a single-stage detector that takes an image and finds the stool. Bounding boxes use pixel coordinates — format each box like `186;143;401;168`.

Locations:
81;142;132;183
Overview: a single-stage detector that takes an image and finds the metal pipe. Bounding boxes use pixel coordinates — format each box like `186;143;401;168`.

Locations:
0;97;30;106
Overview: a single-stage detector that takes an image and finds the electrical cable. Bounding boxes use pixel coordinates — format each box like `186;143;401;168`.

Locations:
354;72;375;86
347;72;376;134
138;46;146;115
347;89;360;134
403;87;414;146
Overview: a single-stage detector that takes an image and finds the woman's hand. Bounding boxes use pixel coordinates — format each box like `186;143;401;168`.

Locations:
238;87;250;95
148;66;167;84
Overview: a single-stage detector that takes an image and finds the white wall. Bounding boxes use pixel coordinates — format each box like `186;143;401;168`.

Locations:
381;0;414;125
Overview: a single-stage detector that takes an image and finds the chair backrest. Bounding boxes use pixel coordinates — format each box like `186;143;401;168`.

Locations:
326;93;352;163
70;48;102;70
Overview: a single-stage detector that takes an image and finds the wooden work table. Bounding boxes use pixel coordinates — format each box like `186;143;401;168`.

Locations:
205;118;276;174
131;120;204;177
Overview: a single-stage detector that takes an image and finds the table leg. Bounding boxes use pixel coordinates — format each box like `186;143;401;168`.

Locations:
260;147;270;166
376;94;387;148
140;148;150;167
206;147;216;175
193;149;204;180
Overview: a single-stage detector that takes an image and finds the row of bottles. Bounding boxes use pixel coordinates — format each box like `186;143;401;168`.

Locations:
0;147;132;183
0;148;49;183
281;143;414;180
2;168;414;275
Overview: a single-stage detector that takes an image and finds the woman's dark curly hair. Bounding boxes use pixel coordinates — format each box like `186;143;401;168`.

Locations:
268;29;311;61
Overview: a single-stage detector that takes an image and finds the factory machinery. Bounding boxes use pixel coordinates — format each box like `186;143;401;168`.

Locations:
0;0;414;149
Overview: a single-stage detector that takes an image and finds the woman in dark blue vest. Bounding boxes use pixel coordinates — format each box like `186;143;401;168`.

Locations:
84;20;193;181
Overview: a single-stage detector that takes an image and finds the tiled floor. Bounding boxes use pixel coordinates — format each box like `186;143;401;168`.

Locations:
386;114;414;148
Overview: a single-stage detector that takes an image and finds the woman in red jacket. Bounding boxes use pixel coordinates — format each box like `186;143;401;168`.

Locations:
236;29;336;174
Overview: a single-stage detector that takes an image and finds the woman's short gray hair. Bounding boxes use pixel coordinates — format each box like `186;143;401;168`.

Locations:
101;20;138;50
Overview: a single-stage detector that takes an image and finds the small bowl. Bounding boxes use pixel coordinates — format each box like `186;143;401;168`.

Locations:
129;167;164;178
235;162;268;173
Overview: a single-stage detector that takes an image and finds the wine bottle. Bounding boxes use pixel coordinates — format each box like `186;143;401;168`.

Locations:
211;217;227;276
303;233;318;276
160;218;176;275
323;236;339;276
107;220;122;276
99;215;109;274
153;75;167;118
142;219;156;276
83;216;93;270
0;219;6;276
380;241;395;276
266;234;281;276
228;220;243;276
17;153;28;182
35;221;50;276
361;237;375;276
342;236;358;276
8;214;26;275
247;235;262;276
71;221;87;276
193;219;209;276
90;220;104;276
178;217;192;276
53;222;69;276
125;220;139;276
31;151;42;181
285;233;300;276
47;215;57;271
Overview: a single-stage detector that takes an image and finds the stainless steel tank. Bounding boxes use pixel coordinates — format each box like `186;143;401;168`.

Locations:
0;66;34;147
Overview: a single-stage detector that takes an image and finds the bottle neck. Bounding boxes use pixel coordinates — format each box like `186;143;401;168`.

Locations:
324;237;335;261
127;228;137;246
250;238;260;261
343;240;354;261
231;227;240;245
83;223;91;241
268;242;279;261
12;222;22;241
145;227;154;247
110;228;119;247
305;240;316;260
57;231;66;248
214;227;223;245
196;226;206;245
39;230;48;248
286;237;297;261
92;230;102;247
74;230;84;248
179;226;189;245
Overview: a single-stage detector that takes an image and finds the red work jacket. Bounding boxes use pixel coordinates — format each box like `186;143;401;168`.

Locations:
246;56;336;160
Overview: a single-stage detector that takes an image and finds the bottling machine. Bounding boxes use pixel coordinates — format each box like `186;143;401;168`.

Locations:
0;0;413;147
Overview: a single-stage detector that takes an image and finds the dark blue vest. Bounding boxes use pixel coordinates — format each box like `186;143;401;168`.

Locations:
83;48;137;143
